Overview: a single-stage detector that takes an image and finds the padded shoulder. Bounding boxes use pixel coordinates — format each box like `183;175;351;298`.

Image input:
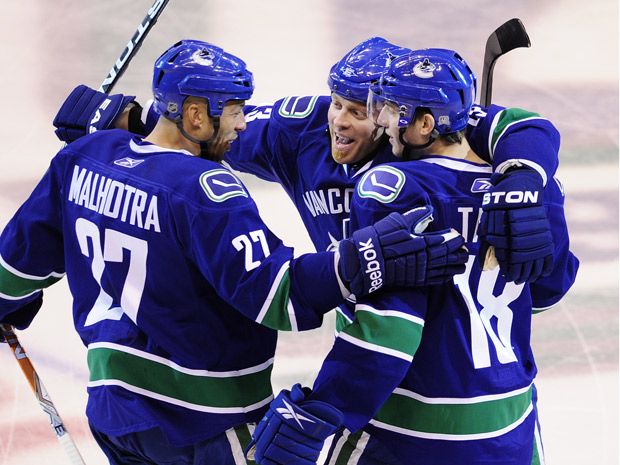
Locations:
271;95;331;135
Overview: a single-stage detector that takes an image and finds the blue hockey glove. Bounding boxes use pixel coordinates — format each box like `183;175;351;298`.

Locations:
53;84;140;142
338;206;468;295
0;294;43;342
478;168;554;284
245;384;343;465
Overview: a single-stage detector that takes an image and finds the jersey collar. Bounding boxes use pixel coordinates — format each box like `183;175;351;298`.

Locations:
130;138;194;157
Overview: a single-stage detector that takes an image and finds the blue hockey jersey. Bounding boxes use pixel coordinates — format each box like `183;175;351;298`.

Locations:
222;96;561;254
309;156;579;464
215;95;565;330
0;130;349;446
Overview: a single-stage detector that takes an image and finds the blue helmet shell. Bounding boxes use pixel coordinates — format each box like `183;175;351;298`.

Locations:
372;48;476;134
327;37;410;103
152;40;254;121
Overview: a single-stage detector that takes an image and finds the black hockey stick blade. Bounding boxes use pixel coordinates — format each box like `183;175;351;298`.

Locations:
480;18;530;106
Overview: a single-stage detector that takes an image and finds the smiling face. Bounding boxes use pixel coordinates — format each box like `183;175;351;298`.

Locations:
327;93;383;165
206;101;247;161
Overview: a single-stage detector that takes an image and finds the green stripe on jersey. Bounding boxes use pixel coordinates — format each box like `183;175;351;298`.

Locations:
332;430;364;465
0;263;62;298
341;308;423;356
374;385;532;437
490;108;542;155
226;424;256;464
87;345;273;411
260;269;293;331
335;309;352;333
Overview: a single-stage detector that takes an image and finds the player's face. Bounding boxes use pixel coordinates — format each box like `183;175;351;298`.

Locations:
375;101;406;157
328;93;382;164
207;101;247;161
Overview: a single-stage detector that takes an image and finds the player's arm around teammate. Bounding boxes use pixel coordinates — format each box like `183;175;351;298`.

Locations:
246;48;579;465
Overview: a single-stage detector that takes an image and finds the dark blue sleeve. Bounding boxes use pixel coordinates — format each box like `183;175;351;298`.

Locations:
178;184;346;331
531;177;579;311
309;166;430;431
224;103;283;183
0;157;66;322
144;99;160;135
224;96;330;190
466;104;560;186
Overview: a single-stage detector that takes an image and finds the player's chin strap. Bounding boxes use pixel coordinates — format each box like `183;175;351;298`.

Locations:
399;127;437;160
176;117;221;160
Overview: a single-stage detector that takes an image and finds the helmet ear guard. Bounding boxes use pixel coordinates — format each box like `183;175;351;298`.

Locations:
152;40;254;122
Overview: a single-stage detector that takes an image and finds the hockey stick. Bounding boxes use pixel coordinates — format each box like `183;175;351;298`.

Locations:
1;324;86;465
99;0;170;93
480;18;531;270
480;18;531;107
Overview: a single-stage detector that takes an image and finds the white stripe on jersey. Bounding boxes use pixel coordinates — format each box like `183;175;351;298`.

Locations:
337;332;413;362
355;304;425;327
88;342;274;377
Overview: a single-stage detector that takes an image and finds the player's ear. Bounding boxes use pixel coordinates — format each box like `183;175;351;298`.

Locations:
183;98;207;129
420;113;435;136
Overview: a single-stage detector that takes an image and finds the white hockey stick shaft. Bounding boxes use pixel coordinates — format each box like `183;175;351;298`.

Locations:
1;324;86;465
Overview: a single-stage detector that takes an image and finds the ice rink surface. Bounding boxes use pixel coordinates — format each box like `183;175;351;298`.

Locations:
0;1;617;464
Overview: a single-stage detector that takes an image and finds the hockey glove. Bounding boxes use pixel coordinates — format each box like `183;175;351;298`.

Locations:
338;206;468;296
0;294;43;342
245;384;343;465
53;84;142;142
478;168;554;284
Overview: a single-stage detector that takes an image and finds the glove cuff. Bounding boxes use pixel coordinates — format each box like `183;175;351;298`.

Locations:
272;385;343;439
338;225;386;296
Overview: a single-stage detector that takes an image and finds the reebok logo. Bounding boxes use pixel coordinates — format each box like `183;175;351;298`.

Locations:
276;399;315;430
358;238;383;292
482;191;538;205
114;157;145;168
471;178;492;193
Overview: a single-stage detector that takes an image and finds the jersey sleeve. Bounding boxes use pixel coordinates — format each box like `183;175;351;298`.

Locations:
175;169;347;331
309;165;431;431
224;96;329;189
467;104;561;186
310;290;427;431
223;102;283;183
530;177;580;311
143;99;160;135
0;157;66;323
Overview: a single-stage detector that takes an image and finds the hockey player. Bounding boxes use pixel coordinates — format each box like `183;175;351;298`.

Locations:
53;37;561;290
247;49;579;465
0;41;468;464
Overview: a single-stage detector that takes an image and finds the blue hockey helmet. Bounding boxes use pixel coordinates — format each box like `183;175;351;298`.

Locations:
327;37;410;103
368;48;476;134
152;40;254;121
